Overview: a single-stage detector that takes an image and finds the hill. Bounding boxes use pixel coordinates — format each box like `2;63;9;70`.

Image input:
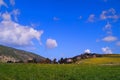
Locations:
76;54;120;65
58;53;120;65
0;45;46;63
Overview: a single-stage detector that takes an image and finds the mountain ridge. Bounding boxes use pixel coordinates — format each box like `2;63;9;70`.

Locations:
0;45;46;63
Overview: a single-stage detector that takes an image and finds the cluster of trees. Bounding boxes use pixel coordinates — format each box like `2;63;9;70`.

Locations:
39;53;102;64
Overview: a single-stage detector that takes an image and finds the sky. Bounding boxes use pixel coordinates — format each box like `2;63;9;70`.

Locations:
0;0;120;59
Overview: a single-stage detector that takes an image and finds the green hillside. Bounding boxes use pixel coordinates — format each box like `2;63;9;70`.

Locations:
0;45;46;63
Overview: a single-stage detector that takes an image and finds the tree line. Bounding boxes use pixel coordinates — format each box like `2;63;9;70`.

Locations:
7;53;102;64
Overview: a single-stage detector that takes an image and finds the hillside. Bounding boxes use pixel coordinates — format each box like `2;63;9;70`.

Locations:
57;53;120;65
76;54;120;65
0;45;46;63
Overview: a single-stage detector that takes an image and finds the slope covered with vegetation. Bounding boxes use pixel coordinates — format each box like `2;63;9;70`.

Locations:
0;45;46;63
76;54;120;65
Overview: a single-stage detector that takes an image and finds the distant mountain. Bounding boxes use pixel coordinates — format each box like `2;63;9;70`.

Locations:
0;45;46;63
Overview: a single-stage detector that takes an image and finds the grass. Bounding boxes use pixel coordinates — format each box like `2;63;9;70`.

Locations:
76;57;120;64
0;54;120;80
0;63;120;80
76;54;120;65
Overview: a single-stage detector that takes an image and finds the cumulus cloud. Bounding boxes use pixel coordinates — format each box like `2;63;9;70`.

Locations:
0;0;7;7
46;38;57;49
100;8;120;21
116;41;120;46
84;49;91;53
87;14;96;22
102;36;117;42
10;0;15;6
0;12;43;47
0;0;44;48
102;47;112;54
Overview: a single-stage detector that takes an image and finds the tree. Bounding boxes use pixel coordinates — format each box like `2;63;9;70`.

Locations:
58;58;64;64
53;58;57;64
45;58;52;64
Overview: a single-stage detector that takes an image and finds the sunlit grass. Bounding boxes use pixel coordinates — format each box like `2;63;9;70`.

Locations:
77;57;120;64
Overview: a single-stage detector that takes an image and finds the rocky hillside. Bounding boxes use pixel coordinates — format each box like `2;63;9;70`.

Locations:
0;45;46;63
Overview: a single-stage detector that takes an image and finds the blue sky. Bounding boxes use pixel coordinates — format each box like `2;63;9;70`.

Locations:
0;0;120;59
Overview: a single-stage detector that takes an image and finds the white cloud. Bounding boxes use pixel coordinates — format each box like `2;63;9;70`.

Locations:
116;41;120;46
10;0;15;6
0;0;44;48
11;9;20;21
1;10;20;21
46;38;57;49
104;22;112;35
102;36;117;42
102;47;112;54
0;12;43;47
84;49;91;53
100;11;107;20
104;22;112;30
1;12;11;21
100;8;120;21
0;0;7;7
87;14;95;22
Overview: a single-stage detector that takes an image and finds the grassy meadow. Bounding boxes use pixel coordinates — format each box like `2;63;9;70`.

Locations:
0;63;120;80
76;56;120;65
0;54;120;80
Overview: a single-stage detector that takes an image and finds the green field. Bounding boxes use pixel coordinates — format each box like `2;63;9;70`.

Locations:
0;55;120;80
76;56;120;65
0;63;120;80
